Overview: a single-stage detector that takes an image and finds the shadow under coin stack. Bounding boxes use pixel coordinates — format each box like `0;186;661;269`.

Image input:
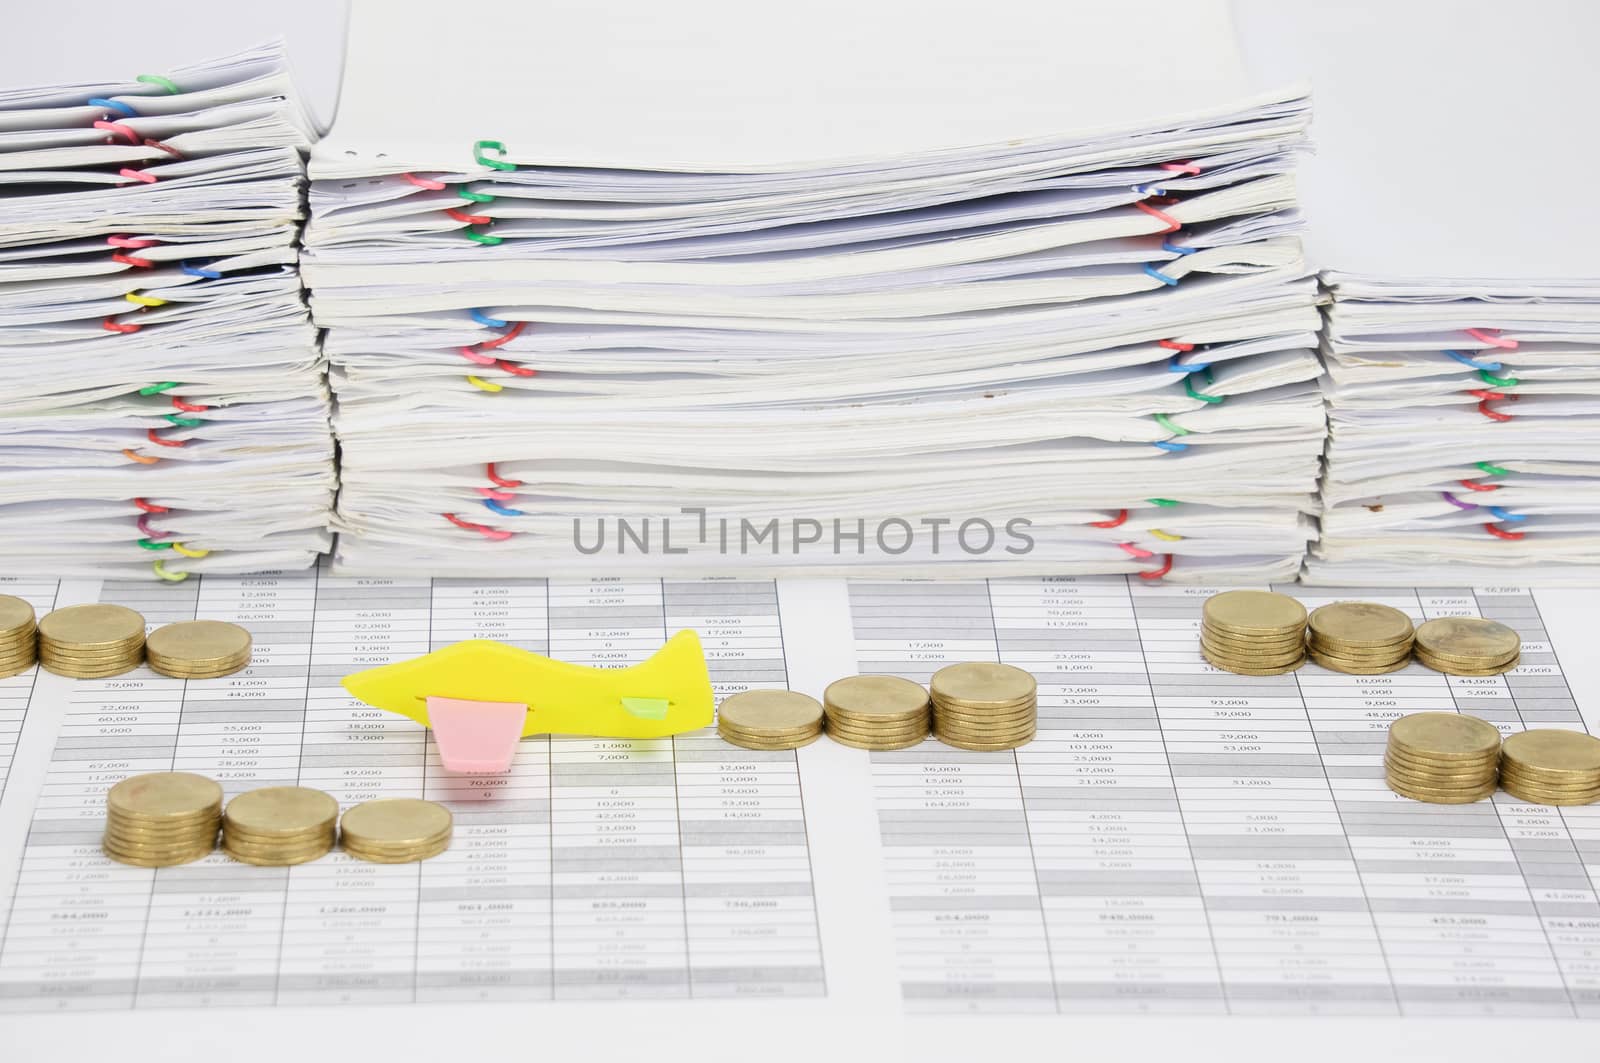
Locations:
1199;590;1307;675
1412;616;1521;676
1498;730;1600;806
0;594;38;678
1384;711;1501;804
339;798;452;863
929;663;1037;751
716;689;824;750
37;603;145;678
1305;601;1415;674
822;675;932;751
102;771;222;867
145;619;253;679
222;786;339;865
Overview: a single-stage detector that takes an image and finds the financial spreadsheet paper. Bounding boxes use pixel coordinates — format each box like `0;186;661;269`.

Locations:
0;572;1595;1063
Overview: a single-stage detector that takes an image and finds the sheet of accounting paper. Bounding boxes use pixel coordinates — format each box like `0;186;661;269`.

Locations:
0;574;1594;1063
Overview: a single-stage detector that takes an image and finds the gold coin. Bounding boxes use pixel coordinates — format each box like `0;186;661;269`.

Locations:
1387;712;1501;760
38;604;145;651
930;695;1035;716
932;701;1037;720
340;798;451;848
1199;625;1307;652
1500;729;1600;777
1384;764;1496;787
0;595;36;639
823;675;930;719
1198;640;1307;667
1309;651;1411;676
1413;616;1521;662
1496;773;1600;797
1387;780;1496;804
1413;651;1520;676
928;662;1036;709
223;786;338;837
827;731;929;751
1499;782;1600;806
1384;745;1499;772
224;844;333;866
1200;647;1304;675
1306;601;1415;647
342;836;452;863
825;708;930;729
936;730;1037;752
102;841;214;867
717;689;823;734
717;731;822;751
1202;590;1307;636
717;721;823;740
145;619;250;664
107;772;223;821
826;721;932;741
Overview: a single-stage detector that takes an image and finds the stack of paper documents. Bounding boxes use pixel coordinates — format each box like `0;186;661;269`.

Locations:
1253;3;1600;583
1308;276;1600;582
306;0;1320;580
0;42;334;578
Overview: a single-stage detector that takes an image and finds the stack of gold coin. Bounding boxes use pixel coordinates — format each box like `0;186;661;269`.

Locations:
38;603;146;678
1306;601;1415;674
717;689;824;750
1499;730;1600;806
0;594;38;679
1413;616;1522;675
822;675;932;751
222;786;339;865
929;662;1036;751
145;619;253;679
1384;712;1501;804
1199;590;1307;675
103;771;222;867
340;798;452;863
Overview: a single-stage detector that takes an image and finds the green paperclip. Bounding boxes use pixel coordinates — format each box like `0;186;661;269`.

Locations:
163;414;202;428
1476;461;1509;476
1184;367;1225;404
465;227;503;246
458;186;495;204
136;74;181;95
1148;498;1180;508
474;139;516;171
138;381;180;396
137;538;174;550
1479;369;1518;388
1152;413;1190;436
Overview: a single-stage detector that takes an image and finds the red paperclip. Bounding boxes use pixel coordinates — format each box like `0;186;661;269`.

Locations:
146;428;187;448
1090;509;1129;529
445;207;491;225
119;168;158;184
1484;523;1525;541
1157;340;1194;352
459;345;497;366
403;173;447;191
1458;478;1500;492
93;119;138;143
1139;554;1175;580
495;359;536;377
171;396;208;413
142;138;184;159
107;235;156;249
102;317;141;333
476;486;517;502
1134;200;1182;234
475;320;527;351
111;252;154;268
485;463;523;488
1465;327;1518;350
133;497;170;513
442;513;513;541
1118;541;1155;560
1160;162;1201;175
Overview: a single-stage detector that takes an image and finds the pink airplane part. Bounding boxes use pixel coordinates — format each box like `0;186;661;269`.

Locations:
425;696;529;773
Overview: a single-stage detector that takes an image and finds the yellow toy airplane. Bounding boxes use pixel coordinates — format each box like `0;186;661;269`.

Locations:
341;631;714;773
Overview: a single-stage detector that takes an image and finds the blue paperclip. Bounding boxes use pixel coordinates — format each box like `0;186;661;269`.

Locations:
1444;349;1501;372
482;498;525;517
89;97;136;117
1167;355;1213;374
1132;184;1166;196
1488;506;1527;522
1161;239;1197;256
1153;440;1189;453
180;261;222;280
1144;264;1179;287
471;308;507;328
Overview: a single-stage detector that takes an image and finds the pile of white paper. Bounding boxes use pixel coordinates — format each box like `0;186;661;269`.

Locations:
304;0;1320;581
1306;276;1600;582
0;42;334;579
